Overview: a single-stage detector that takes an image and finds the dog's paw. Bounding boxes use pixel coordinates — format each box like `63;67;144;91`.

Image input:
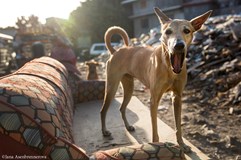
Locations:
102;130;112;137
126;125;135;132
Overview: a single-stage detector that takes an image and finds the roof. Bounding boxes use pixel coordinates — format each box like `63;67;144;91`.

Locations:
0;33;13;40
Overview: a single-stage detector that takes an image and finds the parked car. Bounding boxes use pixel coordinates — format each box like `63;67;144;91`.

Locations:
89;43;118;55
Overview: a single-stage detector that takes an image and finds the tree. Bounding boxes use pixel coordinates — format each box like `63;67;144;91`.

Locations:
67;0;133;49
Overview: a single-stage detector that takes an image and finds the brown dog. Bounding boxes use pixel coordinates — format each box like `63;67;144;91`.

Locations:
85;60;100;80
100;7;212;152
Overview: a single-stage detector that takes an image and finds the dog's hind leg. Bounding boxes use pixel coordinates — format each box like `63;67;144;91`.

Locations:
120;74;135;132
100;72;122;136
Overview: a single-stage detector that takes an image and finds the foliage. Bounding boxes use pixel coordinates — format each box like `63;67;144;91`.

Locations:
67;0;133;48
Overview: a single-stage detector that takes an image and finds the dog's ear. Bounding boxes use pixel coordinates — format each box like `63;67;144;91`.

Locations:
190;10;212;31
85;61;90;66
154;7;171;24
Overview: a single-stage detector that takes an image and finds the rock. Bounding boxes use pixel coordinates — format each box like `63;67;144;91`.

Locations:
158;105;169;112
193;115;207;125
229;107;234;114
233;82;241;104
223;135;241;153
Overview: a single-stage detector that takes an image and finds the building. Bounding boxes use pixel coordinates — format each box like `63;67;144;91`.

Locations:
122;0;162;37
122;0;241;37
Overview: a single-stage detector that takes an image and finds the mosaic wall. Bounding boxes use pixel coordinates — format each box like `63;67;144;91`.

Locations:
0;57;88;159
78;80;105;103
91;142;183;160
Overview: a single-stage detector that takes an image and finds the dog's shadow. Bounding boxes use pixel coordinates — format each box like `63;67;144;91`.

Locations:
124;108;151;144
103;98;150;145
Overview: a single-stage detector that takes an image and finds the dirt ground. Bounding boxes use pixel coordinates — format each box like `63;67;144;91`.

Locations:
79;61;241;160
133;79;241;160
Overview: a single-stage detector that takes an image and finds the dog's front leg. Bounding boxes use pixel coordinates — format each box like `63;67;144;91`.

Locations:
150;93;163;142
172;94;191;153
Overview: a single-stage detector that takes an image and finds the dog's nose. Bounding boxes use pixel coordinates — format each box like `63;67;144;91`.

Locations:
174;41;185;50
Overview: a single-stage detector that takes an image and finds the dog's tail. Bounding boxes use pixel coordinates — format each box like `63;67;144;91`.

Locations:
104;26;129;54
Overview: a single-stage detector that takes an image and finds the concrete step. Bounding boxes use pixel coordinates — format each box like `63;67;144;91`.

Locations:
73;96;210;160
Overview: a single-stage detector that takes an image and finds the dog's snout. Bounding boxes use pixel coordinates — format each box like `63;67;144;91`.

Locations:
174;41;185;50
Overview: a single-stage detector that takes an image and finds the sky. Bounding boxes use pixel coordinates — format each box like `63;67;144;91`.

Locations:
0;0;83;28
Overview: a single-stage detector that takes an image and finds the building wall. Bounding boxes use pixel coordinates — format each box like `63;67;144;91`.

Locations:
156;0;182;9
123;0;241;37
184;4;213;20
215;5;241;15
132;0;155;16
127;0;185;37
164;9;184;19
182;1;216;20
133;14;159;37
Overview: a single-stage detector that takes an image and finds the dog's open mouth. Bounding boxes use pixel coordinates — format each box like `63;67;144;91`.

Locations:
170;52;185;74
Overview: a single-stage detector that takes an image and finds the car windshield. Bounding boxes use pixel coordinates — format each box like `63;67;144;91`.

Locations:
94;45;106;51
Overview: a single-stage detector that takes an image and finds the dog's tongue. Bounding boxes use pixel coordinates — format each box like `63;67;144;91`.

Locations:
172;54;182;74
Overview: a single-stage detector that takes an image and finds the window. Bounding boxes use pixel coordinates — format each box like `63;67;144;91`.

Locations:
140;0;147;8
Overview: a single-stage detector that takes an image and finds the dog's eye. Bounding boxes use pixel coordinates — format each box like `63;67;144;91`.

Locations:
183;28;190;34
165;29;172;35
